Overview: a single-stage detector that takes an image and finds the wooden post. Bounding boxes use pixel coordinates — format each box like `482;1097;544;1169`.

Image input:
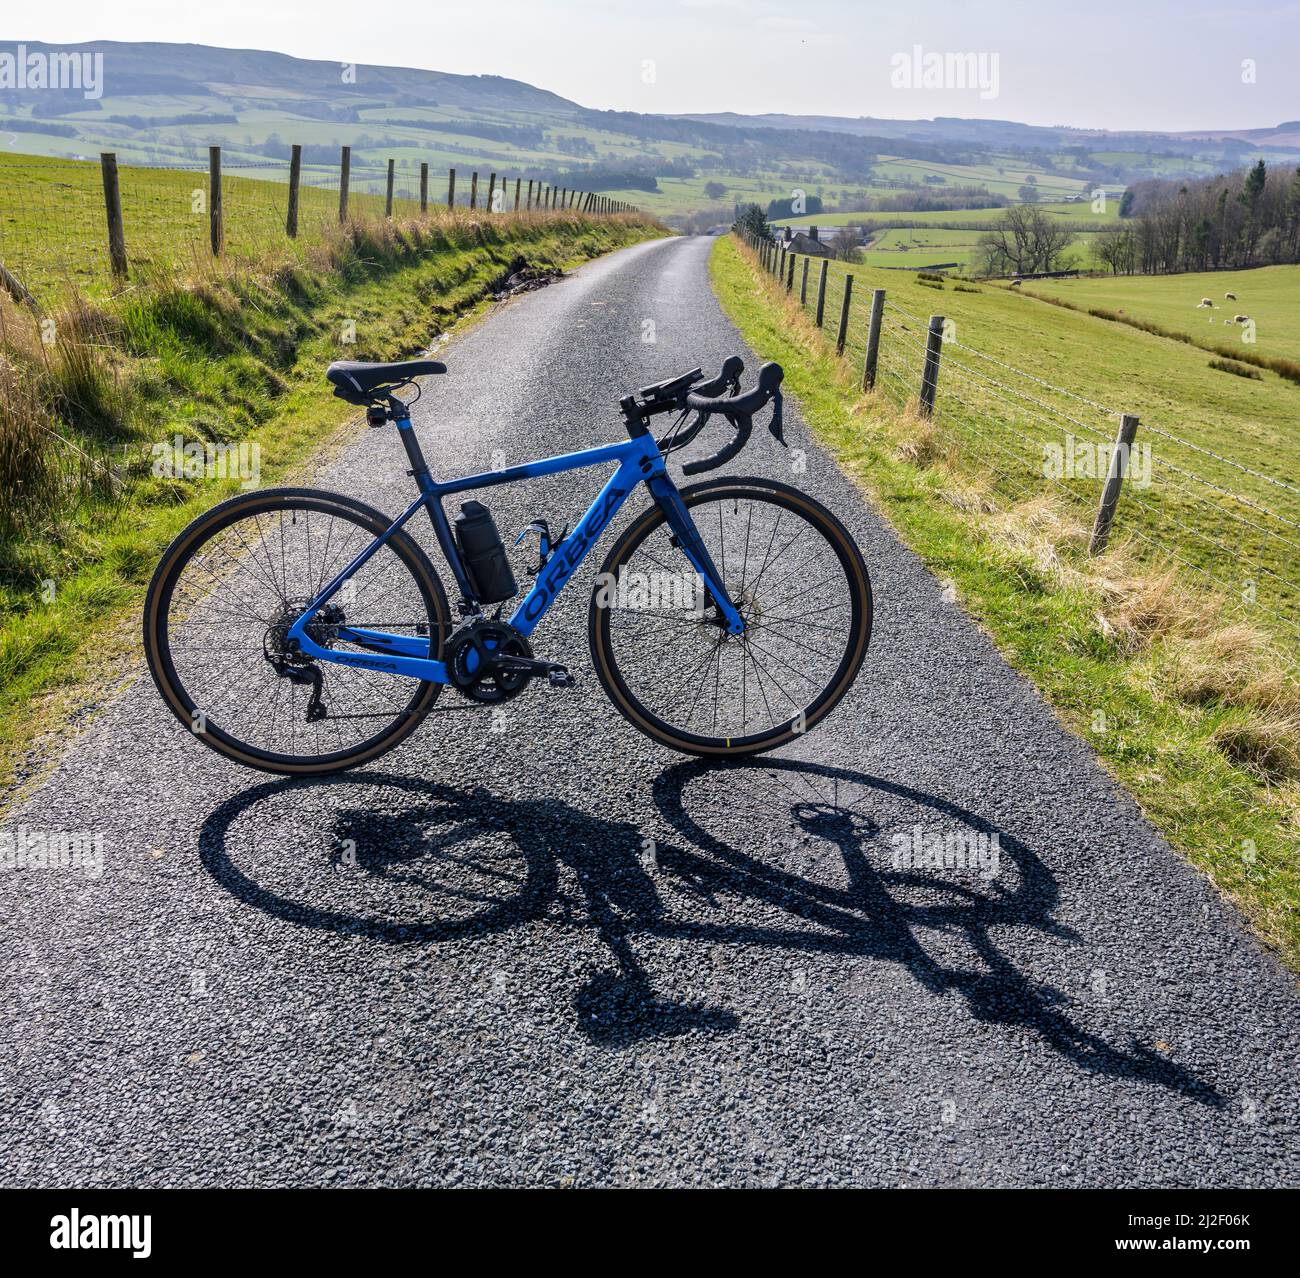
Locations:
338;146;351;223
814;259;828;326
420;162;428;214
285;144;302;239
919;315;945;417
0;262;38;309
385;158;395;217
1089;414;1141;556
786;251;796;291
487;172;496;212
208;146;223;256
447;167;456;209
836;274;853;355
99;153;128;279
861;288;886;391
526;179;534;209
470;171;478;210
800;257;809;305
514;177;521;211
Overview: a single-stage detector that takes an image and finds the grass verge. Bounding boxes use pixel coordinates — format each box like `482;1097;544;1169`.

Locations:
0;208;664;801
711;233;1300;969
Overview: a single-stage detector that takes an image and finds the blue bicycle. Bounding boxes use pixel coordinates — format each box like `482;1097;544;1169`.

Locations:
144;355;872;773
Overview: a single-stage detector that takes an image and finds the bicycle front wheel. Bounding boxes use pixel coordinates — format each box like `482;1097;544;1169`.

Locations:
589;476;871;757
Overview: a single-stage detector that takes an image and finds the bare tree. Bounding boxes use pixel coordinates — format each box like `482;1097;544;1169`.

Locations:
827;227;862;263
1091;223;1136;275
976;205;1073;276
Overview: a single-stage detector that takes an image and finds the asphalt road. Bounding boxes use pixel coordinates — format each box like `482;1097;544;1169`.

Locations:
2;235;1297;1188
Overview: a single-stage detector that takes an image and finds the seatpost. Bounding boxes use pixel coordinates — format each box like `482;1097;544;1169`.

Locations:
387;393;433;487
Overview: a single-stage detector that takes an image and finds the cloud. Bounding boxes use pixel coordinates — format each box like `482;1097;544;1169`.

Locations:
756;15;819;31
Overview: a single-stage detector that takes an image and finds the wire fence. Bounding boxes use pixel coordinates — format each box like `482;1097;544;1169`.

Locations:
743;232;1300;659
0;148;638;305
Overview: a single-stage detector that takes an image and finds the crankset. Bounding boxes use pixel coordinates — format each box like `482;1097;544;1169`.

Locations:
446;620;575;703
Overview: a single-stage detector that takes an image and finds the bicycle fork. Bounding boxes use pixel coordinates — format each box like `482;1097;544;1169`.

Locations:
646;474;745;636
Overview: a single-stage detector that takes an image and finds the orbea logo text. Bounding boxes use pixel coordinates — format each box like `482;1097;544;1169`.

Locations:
0;45;104;100
50;1209;151;1259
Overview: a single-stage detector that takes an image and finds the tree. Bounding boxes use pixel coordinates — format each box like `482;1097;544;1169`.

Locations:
704;181;728;201
733;203;773;242
1091;224;1136;275
976;205;1073;276
1017;183;1040;203
827;228;862;263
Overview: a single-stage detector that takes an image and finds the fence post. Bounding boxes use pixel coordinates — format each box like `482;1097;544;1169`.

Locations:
814;259;829;326
487;172;496;212
385;158;395;217
861;288;886;390
526;179;534;209
800;257;809;306
338;146;351;223
786;251;796;291
1089;414;1141;556
514;178;521;211
836;274;853;355
208;146;223;256
919;315;945;416
0;262;38;309
420;162;428;214
284;143;302;239
447;167;456;209
470;171;478;210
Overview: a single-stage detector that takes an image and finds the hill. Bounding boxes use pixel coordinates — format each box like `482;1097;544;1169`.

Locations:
3;39;1300;224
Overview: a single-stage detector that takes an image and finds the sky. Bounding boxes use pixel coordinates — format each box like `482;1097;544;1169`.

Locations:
13;0;1300;132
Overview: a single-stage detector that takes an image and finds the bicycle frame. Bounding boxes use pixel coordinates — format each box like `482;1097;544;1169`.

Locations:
286;417;744;683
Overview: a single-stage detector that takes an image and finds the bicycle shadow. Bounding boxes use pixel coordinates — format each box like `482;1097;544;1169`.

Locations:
196;759;1221;1106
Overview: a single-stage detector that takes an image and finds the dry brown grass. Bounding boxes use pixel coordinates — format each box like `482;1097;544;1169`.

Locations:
1162;625;1298;709
938;469;998;514
1209;708;1300;782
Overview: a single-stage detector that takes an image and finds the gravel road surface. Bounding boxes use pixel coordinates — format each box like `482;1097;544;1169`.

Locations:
2;235;1296;1187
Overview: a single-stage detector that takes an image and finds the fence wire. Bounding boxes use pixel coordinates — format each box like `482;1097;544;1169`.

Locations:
748;236;1300;655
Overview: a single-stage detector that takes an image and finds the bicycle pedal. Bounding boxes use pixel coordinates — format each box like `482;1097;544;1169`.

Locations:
547;668;576;688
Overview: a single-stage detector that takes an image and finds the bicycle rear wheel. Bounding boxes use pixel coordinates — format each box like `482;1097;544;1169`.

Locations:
589;476;871;756
144;487;450;775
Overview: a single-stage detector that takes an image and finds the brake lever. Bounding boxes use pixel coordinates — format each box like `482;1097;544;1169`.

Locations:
767;388;785;446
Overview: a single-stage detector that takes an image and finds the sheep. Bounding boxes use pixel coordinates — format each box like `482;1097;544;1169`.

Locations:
1010;279;1022;287
1198;298;1214;308
1234;314;1250;324
1225;292;1237;300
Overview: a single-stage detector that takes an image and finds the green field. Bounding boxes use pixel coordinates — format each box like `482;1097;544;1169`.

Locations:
0;151;634;303
768;248;1300;646
1014;266;1300;364
853;225;1102;271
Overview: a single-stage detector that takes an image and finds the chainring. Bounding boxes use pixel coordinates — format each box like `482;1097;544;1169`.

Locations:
446;620;533;703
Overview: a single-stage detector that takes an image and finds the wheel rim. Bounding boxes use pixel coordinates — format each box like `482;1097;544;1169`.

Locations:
153;499;443;767
594;487;867;750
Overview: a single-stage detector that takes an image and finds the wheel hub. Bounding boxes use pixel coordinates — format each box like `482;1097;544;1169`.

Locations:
265;597;345;664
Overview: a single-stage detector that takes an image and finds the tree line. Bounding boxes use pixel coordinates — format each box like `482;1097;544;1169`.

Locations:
1092;160;1300;274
